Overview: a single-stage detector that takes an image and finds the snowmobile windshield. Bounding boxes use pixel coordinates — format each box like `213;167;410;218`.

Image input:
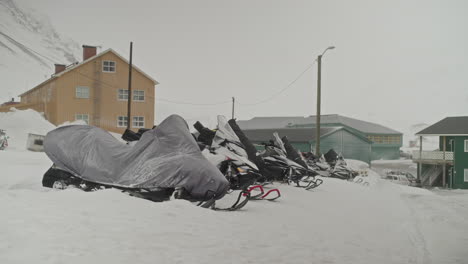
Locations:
44;115;229;201
272;132;287;154
212;116;257;170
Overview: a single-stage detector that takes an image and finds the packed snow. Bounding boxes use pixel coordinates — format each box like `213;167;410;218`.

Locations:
1;109;468;264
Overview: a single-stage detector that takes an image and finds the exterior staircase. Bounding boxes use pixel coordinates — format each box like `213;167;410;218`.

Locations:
421;165;442;187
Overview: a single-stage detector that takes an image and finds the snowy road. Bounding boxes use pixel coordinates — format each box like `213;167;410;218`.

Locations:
1;150;468;264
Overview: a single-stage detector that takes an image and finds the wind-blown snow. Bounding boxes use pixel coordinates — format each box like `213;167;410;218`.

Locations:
1;110;468;264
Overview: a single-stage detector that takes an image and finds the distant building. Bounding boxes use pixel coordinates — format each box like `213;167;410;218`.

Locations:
0;98;20;107
0;45;158;133
242;126;373;163
412;116;468;189
237;114;402;161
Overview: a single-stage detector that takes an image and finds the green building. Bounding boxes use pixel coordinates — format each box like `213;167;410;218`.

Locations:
413;116;468;189
238;114;402;161
242;127;373;163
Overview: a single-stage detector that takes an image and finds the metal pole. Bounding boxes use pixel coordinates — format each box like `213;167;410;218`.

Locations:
232;97;235;119
127;42;133;129
418;136;422;180
443;136;446;187
315;55;322;155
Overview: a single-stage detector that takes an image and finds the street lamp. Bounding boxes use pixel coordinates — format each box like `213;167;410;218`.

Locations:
315;46;335;156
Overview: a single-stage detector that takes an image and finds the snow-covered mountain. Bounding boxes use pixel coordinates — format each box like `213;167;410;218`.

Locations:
0;0;80;103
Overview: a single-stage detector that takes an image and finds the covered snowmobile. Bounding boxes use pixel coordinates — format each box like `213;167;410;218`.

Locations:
121;127;152;142
42;115;233;207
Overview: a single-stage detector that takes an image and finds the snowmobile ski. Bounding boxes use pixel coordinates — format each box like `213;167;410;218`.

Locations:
243;185;281;201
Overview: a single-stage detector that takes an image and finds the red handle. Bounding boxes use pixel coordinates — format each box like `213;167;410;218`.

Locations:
243;185;264;196
261;189;281;199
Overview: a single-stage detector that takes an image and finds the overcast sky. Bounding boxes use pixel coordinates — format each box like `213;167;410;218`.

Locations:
17;0;468;132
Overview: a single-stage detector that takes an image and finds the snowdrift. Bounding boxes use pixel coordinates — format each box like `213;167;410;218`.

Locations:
0;108;56;150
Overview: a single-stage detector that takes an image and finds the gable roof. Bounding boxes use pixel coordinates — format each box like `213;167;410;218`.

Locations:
416;116;468;136
237;116;305;130
19;49;158;97
237;114;401;135
242;126;372;144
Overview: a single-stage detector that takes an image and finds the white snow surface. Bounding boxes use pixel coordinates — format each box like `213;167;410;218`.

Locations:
1;110;468;264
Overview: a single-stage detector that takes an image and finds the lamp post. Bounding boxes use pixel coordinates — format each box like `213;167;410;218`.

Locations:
315;46;335;156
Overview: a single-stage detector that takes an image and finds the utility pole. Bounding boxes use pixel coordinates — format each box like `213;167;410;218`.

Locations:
231;97;235;119
127;42;133;130
315;46;335;156
315;55;322;156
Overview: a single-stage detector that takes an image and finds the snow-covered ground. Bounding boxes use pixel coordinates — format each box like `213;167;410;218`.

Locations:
1;110;468;264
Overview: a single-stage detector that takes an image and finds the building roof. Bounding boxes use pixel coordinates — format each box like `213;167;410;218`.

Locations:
237;116;305;130
416;116;468;136
19;49;159;97
242;126;372;144
237;114;401;135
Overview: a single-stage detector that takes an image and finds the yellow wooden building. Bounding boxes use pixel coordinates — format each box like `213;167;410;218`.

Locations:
1;45;158;133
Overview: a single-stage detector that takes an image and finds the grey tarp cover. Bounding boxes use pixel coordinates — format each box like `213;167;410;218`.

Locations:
44;115;229;200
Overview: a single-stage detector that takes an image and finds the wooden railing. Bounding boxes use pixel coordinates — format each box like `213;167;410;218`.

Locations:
412;150;454;161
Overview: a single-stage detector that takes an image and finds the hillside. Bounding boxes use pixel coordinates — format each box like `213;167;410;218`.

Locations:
0;0;80;103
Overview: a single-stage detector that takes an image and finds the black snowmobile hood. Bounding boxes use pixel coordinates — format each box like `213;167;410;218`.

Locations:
44;115;229;201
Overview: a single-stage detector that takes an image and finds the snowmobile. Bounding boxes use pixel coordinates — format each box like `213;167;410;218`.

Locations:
324;149;339;167
0;129;8;150
195;116;280;201
329;155;359;180
301;151;331;176
280;135;323;189
258;133;323;190
42;115;250;211
227;119;269;182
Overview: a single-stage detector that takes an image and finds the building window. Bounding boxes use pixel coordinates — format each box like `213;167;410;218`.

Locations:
133;90;145;101
103;61;116;72
367;135;401;144
118;89;129;100
465;169;468;182
132;116;145;128
465;140;468;152
75;114;89;124
75;86;89;99
117;116;128;127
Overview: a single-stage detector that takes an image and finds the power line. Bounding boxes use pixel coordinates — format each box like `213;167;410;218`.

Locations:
237;61;316;106
7;30;317;108
75;70;230;106
156;98;231;106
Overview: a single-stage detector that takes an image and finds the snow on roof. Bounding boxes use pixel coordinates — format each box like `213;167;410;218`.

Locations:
241;126;372;144
416;116;468;136
242;127;341;142
237;114;401;135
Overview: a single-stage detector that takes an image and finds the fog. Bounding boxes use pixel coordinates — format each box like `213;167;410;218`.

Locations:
17;0;468;131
